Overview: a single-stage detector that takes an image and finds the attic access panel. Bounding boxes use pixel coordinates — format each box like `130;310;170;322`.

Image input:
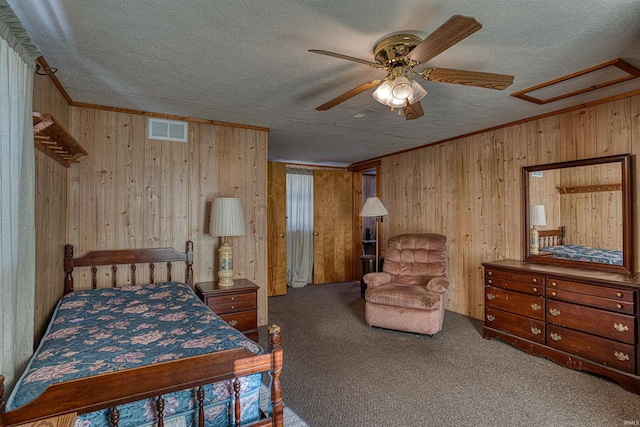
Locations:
511;59;640;105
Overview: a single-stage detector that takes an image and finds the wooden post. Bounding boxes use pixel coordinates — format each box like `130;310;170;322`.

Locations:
268;325;284;426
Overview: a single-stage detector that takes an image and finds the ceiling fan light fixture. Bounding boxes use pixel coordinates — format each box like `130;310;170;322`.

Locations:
372;79;394;105
408;79;427;104
391;75;412;100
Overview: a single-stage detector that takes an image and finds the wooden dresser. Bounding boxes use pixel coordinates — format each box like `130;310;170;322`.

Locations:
483;259;640;393
195;279;259;342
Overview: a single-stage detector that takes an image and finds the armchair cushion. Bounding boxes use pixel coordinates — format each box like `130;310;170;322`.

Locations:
365;284;441;310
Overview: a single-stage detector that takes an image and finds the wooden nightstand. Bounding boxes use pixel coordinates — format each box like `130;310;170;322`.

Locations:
195;279;259;342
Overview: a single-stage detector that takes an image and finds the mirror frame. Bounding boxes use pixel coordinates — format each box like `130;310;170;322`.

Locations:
522;153;633;275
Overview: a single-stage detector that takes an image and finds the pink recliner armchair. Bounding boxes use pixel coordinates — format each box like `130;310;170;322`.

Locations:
363;233;449;335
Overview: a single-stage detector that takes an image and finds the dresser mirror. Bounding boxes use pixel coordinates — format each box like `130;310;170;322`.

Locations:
522;154;633;275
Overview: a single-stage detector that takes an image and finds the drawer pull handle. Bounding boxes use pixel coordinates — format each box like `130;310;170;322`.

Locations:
614;351;630;362
550;332;561;341
551;282;557;287
488;271;493;276
487;279;493;284
531;303;541;311
549;308;561;317
231;297;235;301
486;314;496;322
531;327;541;335
551;291;557;297
532;287;538;293
486;293;496;300
616;303;622;309
616;292;623;298
229;319;238;327
231;305;235;310
532;278;537;283
614;323;629;332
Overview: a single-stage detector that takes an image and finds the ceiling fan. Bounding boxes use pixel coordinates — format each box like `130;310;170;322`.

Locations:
310;15;514;120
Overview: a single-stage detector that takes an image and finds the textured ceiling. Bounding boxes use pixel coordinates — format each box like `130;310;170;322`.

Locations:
9;0;640;166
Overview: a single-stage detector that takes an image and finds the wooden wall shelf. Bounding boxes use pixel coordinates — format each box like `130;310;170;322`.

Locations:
33;112;87;167
558;184;622;194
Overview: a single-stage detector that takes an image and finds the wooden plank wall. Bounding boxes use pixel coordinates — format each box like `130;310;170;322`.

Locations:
379;95;640;320
32;74;70;343
65;107;269;324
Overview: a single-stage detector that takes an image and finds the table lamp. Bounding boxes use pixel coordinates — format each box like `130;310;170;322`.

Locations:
529;204;546;255
359;197;389;272
210;198;246;287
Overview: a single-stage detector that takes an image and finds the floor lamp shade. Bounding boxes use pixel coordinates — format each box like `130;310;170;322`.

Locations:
210;198;246;287
359;197;389;272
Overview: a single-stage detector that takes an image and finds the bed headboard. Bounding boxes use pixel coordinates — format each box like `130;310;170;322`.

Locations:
538;226;565;248
64;241;194;294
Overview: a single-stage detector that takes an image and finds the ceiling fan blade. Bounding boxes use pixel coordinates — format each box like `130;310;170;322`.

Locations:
403;101;424;120
407;15;482;64
425;67;514;90
309;49;385;69
316;80;381;111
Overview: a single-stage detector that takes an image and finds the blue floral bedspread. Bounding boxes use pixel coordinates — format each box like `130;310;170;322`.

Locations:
541;244;623;265
7;282;263;426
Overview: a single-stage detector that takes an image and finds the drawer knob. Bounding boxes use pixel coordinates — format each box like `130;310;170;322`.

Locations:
486;293;496;300
486;314;496;322
531;303;541;311
549;308;561;317
531;327;541;335
614;351;630;362
616;303;622;309
229;319;238;327
231;305;235;310
532;287;538;293
616;292;623;298
614;323;629;332
487;279;493;284
551;291;557;297
532;278;537;283
550;332;561;341
231;297;235;301
488;271;493;276
550;282;557;287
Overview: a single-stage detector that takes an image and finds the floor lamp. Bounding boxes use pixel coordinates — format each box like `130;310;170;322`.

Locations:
359;197;389;272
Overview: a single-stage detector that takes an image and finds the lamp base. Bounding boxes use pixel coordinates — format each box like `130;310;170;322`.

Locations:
218;241;235;287
530;226;540;255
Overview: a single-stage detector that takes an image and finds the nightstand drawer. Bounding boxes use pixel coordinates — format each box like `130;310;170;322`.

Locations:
205;292;256;314
219;310;257;332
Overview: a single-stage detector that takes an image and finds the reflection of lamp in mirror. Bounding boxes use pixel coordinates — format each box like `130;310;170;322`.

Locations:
210;198;246;287
530;205;546;255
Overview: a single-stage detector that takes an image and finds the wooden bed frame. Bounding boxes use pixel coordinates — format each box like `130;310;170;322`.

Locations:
538;226;565;248
0;242;284;427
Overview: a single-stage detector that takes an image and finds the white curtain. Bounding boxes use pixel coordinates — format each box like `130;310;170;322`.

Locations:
0;1;39;392
286;168;314;287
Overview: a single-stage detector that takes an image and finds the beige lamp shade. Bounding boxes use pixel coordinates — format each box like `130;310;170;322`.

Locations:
359;197;389;218
210;198;245;287
530;205;546;227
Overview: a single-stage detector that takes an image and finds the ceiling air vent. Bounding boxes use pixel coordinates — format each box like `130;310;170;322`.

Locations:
148;118;188;142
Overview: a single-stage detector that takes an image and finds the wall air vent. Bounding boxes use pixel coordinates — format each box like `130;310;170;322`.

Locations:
148;118;188;142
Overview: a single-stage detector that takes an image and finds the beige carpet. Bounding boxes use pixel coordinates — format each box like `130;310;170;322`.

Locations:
259;281;640;427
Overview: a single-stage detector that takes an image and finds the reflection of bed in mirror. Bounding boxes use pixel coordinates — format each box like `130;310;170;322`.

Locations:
537;226;624;266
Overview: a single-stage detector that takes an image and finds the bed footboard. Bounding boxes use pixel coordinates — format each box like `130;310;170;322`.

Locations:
0;326;284;427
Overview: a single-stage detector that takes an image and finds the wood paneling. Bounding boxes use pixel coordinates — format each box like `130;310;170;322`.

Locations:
380;95;639;320
66;107;269;325
32;74;70;343
267;162;287;296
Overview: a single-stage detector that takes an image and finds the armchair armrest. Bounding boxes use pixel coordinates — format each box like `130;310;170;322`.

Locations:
363;272;391;288
425;276;449;294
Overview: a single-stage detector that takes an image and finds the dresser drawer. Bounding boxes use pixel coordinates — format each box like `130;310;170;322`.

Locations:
485;307;545;343
218;310;257;332
485;286;544;320
546;288;634;315
485;277;543;296
485;269;544;285
546;300;635;345
205;292;256;314
547;278;634;303
547;325;636;373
